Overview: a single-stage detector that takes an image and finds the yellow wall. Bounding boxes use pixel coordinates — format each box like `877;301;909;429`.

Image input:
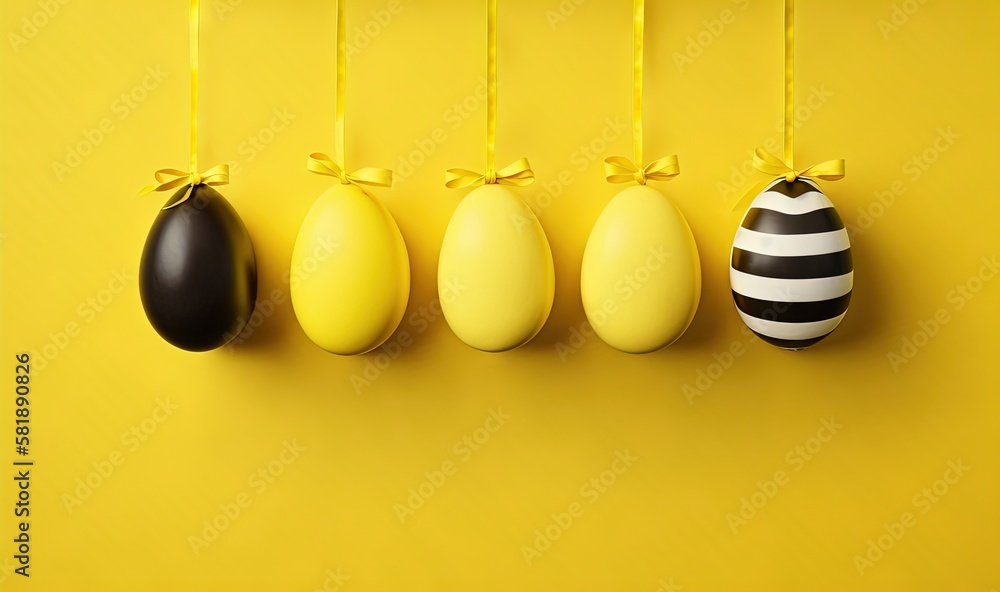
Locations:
2;0;998;589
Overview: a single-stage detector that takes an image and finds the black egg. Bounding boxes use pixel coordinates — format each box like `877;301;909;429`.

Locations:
139;184;257;351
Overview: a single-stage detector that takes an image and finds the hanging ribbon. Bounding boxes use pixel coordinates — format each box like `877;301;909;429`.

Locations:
307;0;393;188
603;0;679;186
782;0;794;169
445;0;534;188
138;0;230;210
733;0;844;211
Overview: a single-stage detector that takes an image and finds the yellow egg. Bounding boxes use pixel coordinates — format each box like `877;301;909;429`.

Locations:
438;184;555;352
291;183;410;355
581;184;701;353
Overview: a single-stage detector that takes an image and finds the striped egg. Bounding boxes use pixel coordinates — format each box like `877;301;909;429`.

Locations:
729;178;852;350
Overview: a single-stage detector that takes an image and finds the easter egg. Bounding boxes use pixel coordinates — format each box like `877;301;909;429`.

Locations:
730;177;853;350
438;184;554;352
139;184;257;351
581;184;701;353
290;183;410;355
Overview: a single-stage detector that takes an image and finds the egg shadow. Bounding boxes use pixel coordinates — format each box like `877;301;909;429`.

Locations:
808;232;892;352
217;237;300;355
655;222;733;353
526;245;585;350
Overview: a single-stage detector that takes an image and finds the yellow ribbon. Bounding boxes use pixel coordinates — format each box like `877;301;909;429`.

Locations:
445;157;534;188
137;0;229;210
730;147;845;211
604;0;678;186
486;0;497;176
783;0;794;168
604;155;679;185
307;0;393;188
138;165;230;209
731;0;845;212
753;147;845;183
445;0;533;189
307;153;392;187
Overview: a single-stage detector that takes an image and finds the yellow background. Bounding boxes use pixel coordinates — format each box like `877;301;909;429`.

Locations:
2;0;999;589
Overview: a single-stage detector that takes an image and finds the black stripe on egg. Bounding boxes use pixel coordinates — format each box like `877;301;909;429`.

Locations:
732;292;852;323
741;207;845;235
749;330;834;350
730;178;853;350
731;248;853;279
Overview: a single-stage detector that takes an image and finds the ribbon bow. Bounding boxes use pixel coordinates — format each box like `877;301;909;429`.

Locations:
604;155;679;185
307;153;392;188
730;147;846;212
752;147;845;183
138;164;230;210
445;157;534;189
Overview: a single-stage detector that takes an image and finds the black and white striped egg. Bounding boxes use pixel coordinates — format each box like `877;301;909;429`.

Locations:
729;178;852;350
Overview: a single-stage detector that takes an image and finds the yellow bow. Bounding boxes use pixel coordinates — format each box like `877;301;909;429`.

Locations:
307;153;392;187
604;155;679;185
730;147;846;212
445;157;535;189
752;147;845;182
138;164;230;210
